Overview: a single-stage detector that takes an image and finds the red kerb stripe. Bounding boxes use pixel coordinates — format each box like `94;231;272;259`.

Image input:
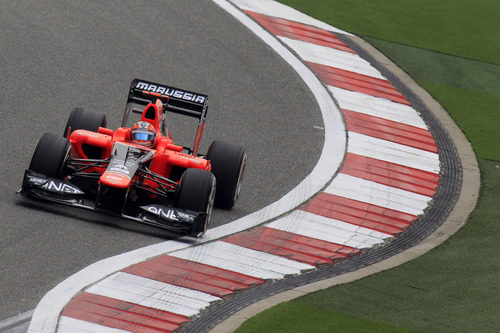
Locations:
307;62;410;105
63;292;189;333
343;109;438;153
224;226;360;266
340;153;439;196
122;255;264;297
301;193;417;235
245;10;355;53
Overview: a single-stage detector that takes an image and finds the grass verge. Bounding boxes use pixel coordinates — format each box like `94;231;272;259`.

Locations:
238;301;415;333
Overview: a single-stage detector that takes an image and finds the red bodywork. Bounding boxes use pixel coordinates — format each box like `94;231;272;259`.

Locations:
69;98;210;191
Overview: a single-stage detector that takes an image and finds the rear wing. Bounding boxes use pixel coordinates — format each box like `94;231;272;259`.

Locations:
127;79;208;120
124;79;209;156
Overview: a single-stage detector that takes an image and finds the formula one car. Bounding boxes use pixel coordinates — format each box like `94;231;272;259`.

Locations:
19;79;246;237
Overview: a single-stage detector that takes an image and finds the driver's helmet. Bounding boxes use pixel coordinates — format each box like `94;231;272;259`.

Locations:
131;121;156;147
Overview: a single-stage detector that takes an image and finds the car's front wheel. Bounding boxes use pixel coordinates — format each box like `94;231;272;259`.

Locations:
175;168;216;237
28;132;70;178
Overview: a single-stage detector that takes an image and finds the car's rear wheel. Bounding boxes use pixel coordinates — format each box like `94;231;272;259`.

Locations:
207;140;246;209
175;168;216;237
63;107;106;138
29;133;70;178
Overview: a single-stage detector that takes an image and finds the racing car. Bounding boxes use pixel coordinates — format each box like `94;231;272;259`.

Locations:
19;79;246;237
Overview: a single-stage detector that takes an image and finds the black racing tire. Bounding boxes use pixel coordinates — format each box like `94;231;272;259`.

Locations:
28;133;70;178
63;107;106;138
175;168;216;237
206;140;246;209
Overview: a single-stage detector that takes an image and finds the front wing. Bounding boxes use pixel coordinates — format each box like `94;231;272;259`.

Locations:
19;170;205;235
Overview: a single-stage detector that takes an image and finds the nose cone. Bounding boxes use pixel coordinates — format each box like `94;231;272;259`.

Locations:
100;171;131;188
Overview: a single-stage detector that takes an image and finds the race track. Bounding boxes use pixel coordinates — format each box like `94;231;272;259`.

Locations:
0;0;324;320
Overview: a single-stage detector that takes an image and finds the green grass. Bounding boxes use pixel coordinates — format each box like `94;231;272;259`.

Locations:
236;0;500;332
237;302;415;333
363;38;500;97
417;82;500;160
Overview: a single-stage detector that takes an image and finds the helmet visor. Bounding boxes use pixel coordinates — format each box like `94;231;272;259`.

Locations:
133;132;154;141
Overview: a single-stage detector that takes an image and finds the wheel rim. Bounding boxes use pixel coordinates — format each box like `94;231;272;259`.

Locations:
205;179;216;233
233;155;246;203
59;144;71;178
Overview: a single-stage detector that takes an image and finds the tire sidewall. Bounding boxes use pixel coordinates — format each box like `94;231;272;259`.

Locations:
64;107;106;138
28;133;70;178
175;168;216;236
207;140;246;209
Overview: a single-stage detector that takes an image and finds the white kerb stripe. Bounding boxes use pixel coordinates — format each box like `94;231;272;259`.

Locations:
293;210;392;240
229;0;351;35
267;210;391;249
325;173;432;216
86;272;220;317
329;86;428;129
58;316;131;333
280;37;385;79
348;131;440;173
171;241;314;279
172;252;282;280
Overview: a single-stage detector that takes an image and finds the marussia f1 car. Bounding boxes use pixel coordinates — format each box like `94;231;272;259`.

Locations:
19;79;246;237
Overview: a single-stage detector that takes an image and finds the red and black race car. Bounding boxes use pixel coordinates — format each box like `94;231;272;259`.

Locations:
19;79;246;237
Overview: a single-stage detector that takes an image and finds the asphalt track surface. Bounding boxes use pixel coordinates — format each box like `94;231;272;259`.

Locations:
0;1;324;320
